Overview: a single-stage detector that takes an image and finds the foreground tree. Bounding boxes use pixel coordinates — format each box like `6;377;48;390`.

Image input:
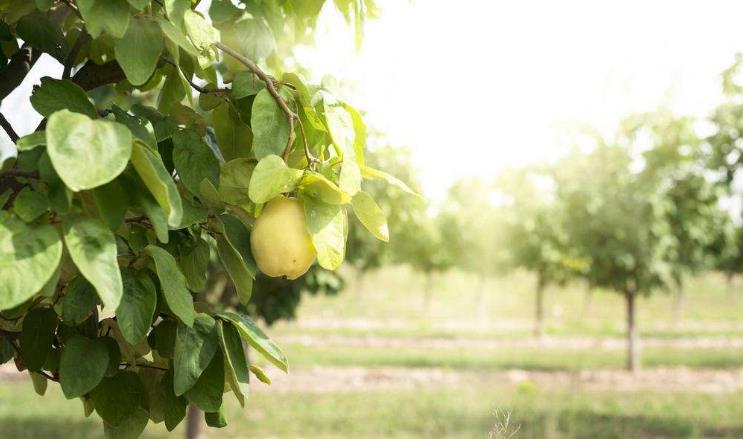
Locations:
0;1;397;437
554;142;674;372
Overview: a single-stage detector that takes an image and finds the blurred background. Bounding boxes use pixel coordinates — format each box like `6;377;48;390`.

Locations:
5;0;743;438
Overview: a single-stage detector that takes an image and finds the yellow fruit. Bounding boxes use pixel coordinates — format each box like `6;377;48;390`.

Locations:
250;196;316;280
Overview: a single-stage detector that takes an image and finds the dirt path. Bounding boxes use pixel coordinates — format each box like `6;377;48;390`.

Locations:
3;362;743;394
276;333;743;350
250;365;743;394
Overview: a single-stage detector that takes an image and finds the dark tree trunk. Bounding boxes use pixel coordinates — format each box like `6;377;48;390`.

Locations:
534;276;545;338
186;404;201;439
672;285;684;326
726;272;735;296
625;290;639;373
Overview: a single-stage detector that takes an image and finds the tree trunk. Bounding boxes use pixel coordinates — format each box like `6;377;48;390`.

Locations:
474;274;487;322
625;291;639;373
726;272;735;296
422;272;434;312
186;404;201;439
672;285;684;327
534;276;545;338
355;266;365;296
583;283;593;318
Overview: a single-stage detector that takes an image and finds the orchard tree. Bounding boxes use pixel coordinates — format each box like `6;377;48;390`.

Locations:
441;178;511;316
554;142;674;372
0;1;401;438
498;167;588;337
628;111;730;324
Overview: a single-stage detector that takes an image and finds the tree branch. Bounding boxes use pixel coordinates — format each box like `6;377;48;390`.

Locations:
0;113;18;142
0;46;40;102
63;30;90;79
214;42;297;156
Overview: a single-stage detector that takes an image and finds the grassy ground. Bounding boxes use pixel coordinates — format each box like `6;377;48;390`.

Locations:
2;267;743;438
2;380;743;439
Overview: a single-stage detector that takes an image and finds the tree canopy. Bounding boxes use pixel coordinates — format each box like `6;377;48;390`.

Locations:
0;1;397;437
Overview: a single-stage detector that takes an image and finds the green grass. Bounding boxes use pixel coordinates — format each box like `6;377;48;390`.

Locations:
274;267;743;340
2;380;743;439
277;344;743;370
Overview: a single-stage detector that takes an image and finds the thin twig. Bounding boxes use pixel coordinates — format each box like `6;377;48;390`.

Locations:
295;115;317;167
0;169;39;179
63;30;90;79
121;362;168;371
160;57;227;95
0;113;18;142
214;42;297;156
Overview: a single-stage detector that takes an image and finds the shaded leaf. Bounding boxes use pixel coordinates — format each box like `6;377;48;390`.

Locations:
63;215;123;310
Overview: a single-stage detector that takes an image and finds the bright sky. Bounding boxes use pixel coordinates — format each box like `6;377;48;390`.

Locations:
4;1;743;201
296;0;743;198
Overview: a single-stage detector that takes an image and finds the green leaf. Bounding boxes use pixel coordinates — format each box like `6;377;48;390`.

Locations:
63;215;123;310
102;337;121;377
114;16;163;86
77;0;131;39
47;110;133;191
220;16;275;65
131;189;169;243
149;319;177;359
198;178;224;209
91;371;147;427
59;335;109;399
31;78;97;119
0;338;15;365
249;364;271;384
13;189;48;222
138;368;165;423
0;214;63;311
184;349;224;412
339;161;361;196
205;405;227;428
217;320;249;406
16;131;46;151
220;214;256;276
303;198;347;270
127;0;149;10
19;307;57;371
216;235;253;304
299;172;351;205
16;12;67;61
183;9;218;64
324;103;355;154
172;129;220;195
93;179;129;230
130;142;183;227
351;191;389;241
174;313;218;395
30;371;48;395
145;245;196;326
361;165;419;197
103;407;149;439
158;17;199;57
219;158;255;206
112;107;157;149
218;311;287;372
212;103;251;161
61;277;98;325
161;370;187;431
249;155;304;204
231;71;264;99
178;237;210;292
251;89;290;159
116;271;157;345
